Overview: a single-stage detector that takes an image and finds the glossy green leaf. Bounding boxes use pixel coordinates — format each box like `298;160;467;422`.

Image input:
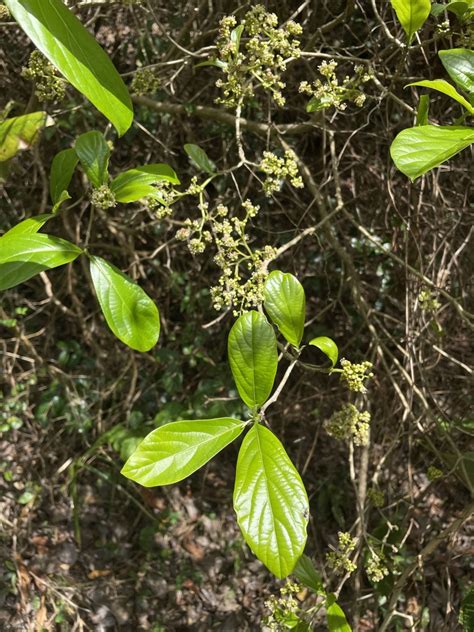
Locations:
264;271;306;348
110;164;180;203
2;214;54;238
233;423;309;578
89;255;160;352
407;79;474;113
326;594;352;632
293;555;325;595
228;311;278;408
49;147;78;205
0;111;52;162
121;417;245;486
183;144;216;174
309;336;339;368
75;131;110;188
439;48;474;94
390;0;431;41
306;94;333;112
390;125;474;180
230;24;244;52
52;190;71;214
416;94;430;126
0;233;82;291
432;1;473;19
4;0;133;136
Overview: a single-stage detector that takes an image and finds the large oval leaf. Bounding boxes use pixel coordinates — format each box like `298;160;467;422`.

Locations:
233;423;309;578
0;111;51;162
228;311;278;409
439;48;474;95
390;125;474;180
5;0;133;136
2;214;54;238
75;131;110;188
49;147;78;205
390;0;431;42
121;418;245;487
110;164;180;203
0;233;82;291
89;255;160;352
263;271;306;348
407;79;474;113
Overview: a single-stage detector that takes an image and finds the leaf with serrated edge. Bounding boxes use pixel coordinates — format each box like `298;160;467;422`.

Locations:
234;424;309;578
121;418;245;486
264;271;306;348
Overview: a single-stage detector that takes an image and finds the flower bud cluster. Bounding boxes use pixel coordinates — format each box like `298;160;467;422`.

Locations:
326;531;358;576
340;358;373;393
90;185;117;210
367;487;385;508
264;580;302;631
0;4;10;19
259;149;303;195
325;403;371;446
146;182;177;219
299;60;372;111
365;551;389;583
21;51;65;102
131;67;161;96
418;288;441;312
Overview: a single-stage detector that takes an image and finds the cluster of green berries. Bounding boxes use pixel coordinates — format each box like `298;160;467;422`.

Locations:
21;51;66;102
325;403;371;446
299;60;371;111
340;358;374;393
365;551;389;583
326;531;358;576
259;149;303;196
264;580;302;631
131;67;161;96
427;465;443;481
214;5;302;107
90;185;117;210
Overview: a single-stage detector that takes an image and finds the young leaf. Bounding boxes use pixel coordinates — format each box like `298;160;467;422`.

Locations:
390;0;431;42
183;144;216;175
228;311;278;408
49;148;78;205
309;336;339;368
416;94;430;126
293;555;325;595
75;131;110;188
233;423;309;578
4;0;133;136
2;214;54;238
326;594;352;632
0;111;52;162
439;48;474;95
390;125;474;180
121;418;245;487
0;233;82;291
263;270;306;348
110;164;180;203
89;255;160;352
407;79;474;113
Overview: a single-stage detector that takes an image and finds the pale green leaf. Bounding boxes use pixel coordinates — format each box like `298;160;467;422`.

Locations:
233;423;309;578
439;48;474;94
52;190;71;214
195;59;228;70
432;2;473;19
2;214;54;238
293;555;325;595
0;233;82;291
75;131;110;188
0;111;52;162
89;255;160;352
4;0;133;136
183;144;216;174
49;147;78;205
416;94;430;126
110;164;180;203
228;311;278;408
308;336;339;368
390;125;474;180
390;0;431;41
230;25;244;52
407;79;474;113
121;417;245;487
264;271;306;348
326;595;352;632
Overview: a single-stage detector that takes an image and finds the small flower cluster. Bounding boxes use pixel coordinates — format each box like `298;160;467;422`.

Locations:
259;149;303;196
22;51;66;102
418;288;441;313
427;465;443;481
90;185;117;210
325;403;371;446
340;358;373;393
0;4;10;19
327;532;357;576
214;5;302;108
263;580;302;631
131;67;161;96
299;60;372;111
365;551;389;583
367;487;385;508
146;182;178;219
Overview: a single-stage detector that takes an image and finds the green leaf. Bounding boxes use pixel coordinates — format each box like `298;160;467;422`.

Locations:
460;584;474;632
233;423;309;578
195;58;228;70
308;336;339;368
439;48;474;94
52;190;71;214
230;24;244;53
432;2;473;19
75;131;110;188
4;0;133;136
306;95;333;112
183;144;216;175
0;233;82;291
228;311;278;408
264;271;306;348
49;147;78;205
407;79;474;113
110;164;180;203
326;594;352;632
293;555;325;595
89;255;160;352
0;111;52;162
2;214;54;238
121;418;245;486
416;94;430;126
390;0;431;42
390;125;474;180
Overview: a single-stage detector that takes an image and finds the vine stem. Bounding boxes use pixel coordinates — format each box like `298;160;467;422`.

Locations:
260;359;298;415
